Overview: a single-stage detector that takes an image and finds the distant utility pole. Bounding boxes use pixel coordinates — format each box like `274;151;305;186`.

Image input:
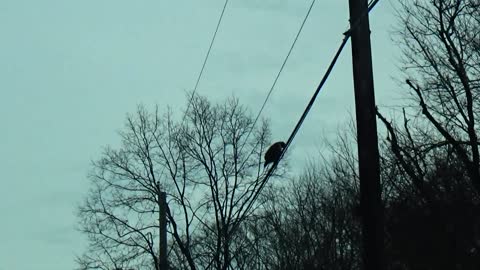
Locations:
347;0;384;270
156;182;168;270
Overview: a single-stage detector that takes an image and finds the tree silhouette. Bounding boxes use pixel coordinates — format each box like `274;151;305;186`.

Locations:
76;94;282;270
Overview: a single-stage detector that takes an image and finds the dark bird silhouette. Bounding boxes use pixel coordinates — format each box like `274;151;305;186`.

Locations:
264;141;286;168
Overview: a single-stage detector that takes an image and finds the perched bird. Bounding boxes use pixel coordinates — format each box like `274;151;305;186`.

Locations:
264;141;286;168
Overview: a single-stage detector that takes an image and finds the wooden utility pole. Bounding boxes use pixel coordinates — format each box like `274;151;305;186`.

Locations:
347;0;383;269
156;182;168;270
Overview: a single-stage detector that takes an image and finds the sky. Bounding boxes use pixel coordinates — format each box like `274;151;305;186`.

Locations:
0;0;400;269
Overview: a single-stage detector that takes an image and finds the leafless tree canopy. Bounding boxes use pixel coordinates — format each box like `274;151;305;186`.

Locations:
375;0;480;269
378;0;480;194
77;94;277;270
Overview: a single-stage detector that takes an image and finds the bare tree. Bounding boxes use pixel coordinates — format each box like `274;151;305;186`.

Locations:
373;1;480;268
377;0;480;193
238;128;363;270
77;94;280;270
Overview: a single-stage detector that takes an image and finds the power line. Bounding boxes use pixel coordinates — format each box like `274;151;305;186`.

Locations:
236;0;316;172
231;30;349;236
267;0;382;194
240;0;379;155
239;0;317;154
183;0;229;122
232;0;382;234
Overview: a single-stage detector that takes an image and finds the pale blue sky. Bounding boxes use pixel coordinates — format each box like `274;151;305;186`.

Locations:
0;0;399;269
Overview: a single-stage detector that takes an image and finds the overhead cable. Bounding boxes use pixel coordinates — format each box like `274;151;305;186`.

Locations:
183;0;229;122
232;0;382;234
239;0;317;156
267;0;381;193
